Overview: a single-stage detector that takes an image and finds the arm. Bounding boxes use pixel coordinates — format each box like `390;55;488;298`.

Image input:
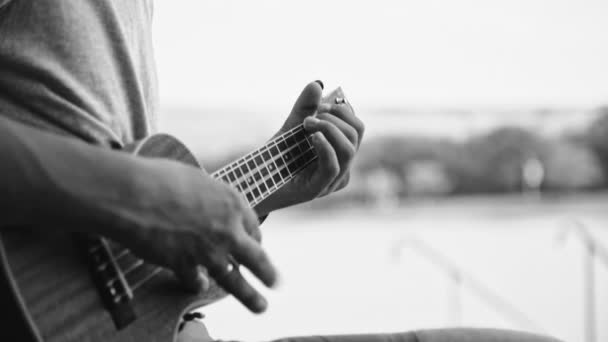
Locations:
0;116;277;313
0;116;144;230
256;81;364;216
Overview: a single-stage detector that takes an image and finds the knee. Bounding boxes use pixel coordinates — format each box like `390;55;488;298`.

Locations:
413;328;563;342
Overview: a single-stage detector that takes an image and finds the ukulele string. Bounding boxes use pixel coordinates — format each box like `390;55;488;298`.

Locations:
224;132;317;205
210;123;307;178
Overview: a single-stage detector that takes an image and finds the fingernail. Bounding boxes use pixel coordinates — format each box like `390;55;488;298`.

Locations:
200;274;210;292
255;297;268;313
315;80;324;90
317;103;332;112
312;132;323;143
304;116;320;129
306;116;320;124
270;272;281;289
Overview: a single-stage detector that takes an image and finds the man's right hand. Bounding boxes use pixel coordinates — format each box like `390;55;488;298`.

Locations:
0;116;276;313
110;159;278;313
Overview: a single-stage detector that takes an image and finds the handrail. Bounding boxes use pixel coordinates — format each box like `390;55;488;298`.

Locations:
557;218;608;269
556;218;608;342
391;236;543;332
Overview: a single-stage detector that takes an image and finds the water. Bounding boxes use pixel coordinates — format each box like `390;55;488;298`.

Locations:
198;196;608;342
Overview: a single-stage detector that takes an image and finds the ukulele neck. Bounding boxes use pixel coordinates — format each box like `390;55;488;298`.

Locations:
211;124;317;207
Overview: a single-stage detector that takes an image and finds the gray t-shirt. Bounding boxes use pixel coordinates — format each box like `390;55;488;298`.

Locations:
0;0;158;147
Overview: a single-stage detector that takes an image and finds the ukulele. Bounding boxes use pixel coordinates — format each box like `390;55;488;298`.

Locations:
0;88;345;341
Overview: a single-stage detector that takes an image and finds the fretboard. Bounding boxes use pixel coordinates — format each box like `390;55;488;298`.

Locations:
211;124;317;207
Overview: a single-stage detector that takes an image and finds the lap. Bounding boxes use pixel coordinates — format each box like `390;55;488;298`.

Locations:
177;321;562;342
271;329;562;342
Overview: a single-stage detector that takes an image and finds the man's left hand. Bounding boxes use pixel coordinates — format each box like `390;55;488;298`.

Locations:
255;81;364;216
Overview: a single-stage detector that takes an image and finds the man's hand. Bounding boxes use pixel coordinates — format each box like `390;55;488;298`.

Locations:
114;159;278;313
255;81;365;215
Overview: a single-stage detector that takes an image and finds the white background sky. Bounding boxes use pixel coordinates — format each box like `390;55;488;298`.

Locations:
152;0;608;157
153;0;608;111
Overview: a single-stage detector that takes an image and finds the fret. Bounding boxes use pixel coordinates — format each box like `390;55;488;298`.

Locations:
276;136;293;178
304;137;313;151
213;124;317;207
280;164;291;180
279;138;292;179
252;154;269;203
268;142;284;184
269;144;279;158
294;127;307;139
253;154;264;168
257;154;272;200
246;158;256;172
233;165;243;179
277;138;288;152
238;163;249;180
264;174;274;190
240;150;264;203
245;191;254;203
226;168;239;189
287;143;313;174
285;134;297;148
241;158;252;184
251;167;263;197
242;156;262;202
271;169;282;185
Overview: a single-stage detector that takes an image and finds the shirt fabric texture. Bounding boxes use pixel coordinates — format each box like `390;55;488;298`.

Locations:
0;0;158;147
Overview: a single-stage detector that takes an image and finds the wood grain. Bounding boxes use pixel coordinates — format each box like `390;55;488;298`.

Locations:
0;134;226;341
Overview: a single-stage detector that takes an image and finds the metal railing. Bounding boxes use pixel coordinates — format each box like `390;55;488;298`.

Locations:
557;219;608;342
391;236;543;332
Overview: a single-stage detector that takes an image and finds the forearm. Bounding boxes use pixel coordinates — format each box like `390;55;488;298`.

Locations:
0;116;152;237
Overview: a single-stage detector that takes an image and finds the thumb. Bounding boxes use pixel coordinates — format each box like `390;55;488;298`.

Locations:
284;81;324;127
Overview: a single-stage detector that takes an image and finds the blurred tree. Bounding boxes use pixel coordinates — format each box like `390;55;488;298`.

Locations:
543;140;604;190
462;127;547;193
586;106;608;180
404;160;453;196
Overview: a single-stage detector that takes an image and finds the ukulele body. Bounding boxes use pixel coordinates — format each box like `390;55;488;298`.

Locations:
0;134;221;342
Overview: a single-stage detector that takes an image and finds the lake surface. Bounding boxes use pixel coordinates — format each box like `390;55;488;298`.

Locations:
198;195;608;342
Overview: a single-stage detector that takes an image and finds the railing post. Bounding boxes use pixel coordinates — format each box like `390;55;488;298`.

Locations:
557;219;608;342
447;271;463;325
393;237;540;331
583;242;596;342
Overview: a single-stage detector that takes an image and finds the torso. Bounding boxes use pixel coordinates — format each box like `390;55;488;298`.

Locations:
0;1;159;339
0;0;158;146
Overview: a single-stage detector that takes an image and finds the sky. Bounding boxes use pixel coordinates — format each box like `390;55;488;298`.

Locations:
151;0;608;156
153;0;608;111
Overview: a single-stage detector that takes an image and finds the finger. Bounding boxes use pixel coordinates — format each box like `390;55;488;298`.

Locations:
282;81;324;130
231;233;278;288
308;132;340;194
209;258;269;313
175;264;209;293
250;225;262;243
318;104;364;148
241;205;261;243
304;117;355;179
331;171;350;193
316;113;358;148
